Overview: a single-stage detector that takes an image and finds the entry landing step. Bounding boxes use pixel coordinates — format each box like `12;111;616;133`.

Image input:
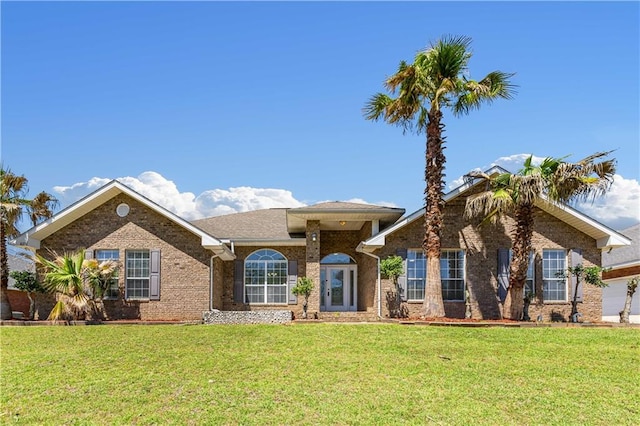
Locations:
314;312;380;322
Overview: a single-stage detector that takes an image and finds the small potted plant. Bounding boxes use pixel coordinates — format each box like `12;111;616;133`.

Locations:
291;276;314;319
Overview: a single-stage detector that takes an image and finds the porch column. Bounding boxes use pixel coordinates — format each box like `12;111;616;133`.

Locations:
306;220;321;317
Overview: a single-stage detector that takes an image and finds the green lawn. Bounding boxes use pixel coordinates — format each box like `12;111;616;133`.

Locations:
1;324;638;425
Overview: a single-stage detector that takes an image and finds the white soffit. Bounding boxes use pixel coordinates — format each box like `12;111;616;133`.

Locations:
287;209;404;233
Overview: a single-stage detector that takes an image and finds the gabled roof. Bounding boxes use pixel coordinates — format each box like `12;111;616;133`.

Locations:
359;167;632;252
191;201;405;245
13;180;235;260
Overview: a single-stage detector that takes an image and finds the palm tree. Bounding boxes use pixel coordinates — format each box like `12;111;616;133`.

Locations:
464;152;616;319
37;250;118;320
364;35;515;317
1;167;58;319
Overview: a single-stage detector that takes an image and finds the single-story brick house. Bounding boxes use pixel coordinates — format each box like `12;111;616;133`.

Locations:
15;168;631;322
601;224;639;323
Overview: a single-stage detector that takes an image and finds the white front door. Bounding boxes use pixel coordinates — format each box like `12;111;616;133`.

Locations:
320;266;357;311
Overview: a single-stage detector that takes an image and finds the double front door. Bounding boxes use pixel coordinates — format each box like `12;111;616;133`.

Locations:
320;266;357;311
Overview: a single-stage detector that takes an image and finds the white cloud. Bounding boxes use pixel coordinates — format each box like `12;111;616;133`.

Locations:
53;172;401;220
448;154;640;230
575;174;640;230
195;187;305;218
53;172;305;220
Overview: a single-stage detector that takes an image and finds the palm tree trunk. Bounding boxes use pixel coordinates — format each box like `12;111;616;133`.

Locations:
619;279;638;324
422;110;446;318
504;203;534;320
0;220;13;320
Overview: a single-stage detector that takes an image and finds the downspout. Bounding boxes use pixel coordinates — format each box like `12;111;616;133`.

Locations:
357;246;381;319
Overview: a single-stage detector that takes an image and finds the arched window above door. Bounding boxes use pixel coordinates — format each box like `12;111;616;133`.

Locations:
321;253;356;264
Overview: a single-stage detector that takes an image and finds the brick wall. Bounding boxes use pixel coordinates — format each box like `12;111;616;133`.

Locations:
37;194;212;321
221;245;306;316
221;222;377;317
374;193;603;321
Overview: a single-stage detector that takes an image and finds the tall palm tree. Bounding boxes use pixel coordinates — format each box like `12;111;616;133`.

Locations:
364;35;515;317
0;167;58;319
464;152;616;319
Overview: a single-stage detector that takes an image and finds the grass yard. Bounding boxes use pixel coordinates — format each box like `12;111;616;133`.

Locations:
1;324;638;425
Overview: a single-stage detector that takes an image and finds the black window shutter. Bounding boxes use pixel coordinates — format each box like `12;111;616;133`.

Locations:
570;248;584;302
234;259;244;303
288;260;298;305
497;248;510;303
149;249;161;300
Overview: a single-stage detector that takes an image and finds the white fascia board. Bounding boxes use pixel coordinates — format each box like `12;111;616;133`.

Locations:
597;235;633;250
356;241;382;253
360;208;425;250
535;196;632;249
15;180;231;255
13;181;123;247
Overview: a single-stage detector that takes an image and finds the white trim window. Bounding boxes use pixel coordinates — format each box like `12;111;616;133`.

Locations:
125;250;150;299
96;249;119;299
542;249;567;302
406;249;426;301
441;250;465;301
244;249;288;304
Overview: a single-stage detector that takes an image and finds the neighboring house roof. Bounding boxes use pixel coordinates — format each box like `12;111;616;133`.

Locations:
13;180;235;260
602;224;639;281
359;166;632;252
602;224;639;268
7;245;35;290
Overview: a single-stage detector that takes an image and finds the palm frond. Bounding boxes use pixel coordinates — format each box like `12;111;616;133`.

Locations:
426;35;472;80
28;191;58;226
453;71;516;116
363;93;394;121
47;300;68;321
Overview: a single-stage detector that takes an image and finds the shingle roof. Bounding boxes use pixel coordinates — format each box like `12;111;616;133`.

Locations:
291;201;398;211
192;209;299;240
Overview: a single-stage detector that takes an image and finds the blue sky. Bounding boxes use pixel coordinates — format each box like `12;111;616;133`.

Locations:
2;1;639;232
